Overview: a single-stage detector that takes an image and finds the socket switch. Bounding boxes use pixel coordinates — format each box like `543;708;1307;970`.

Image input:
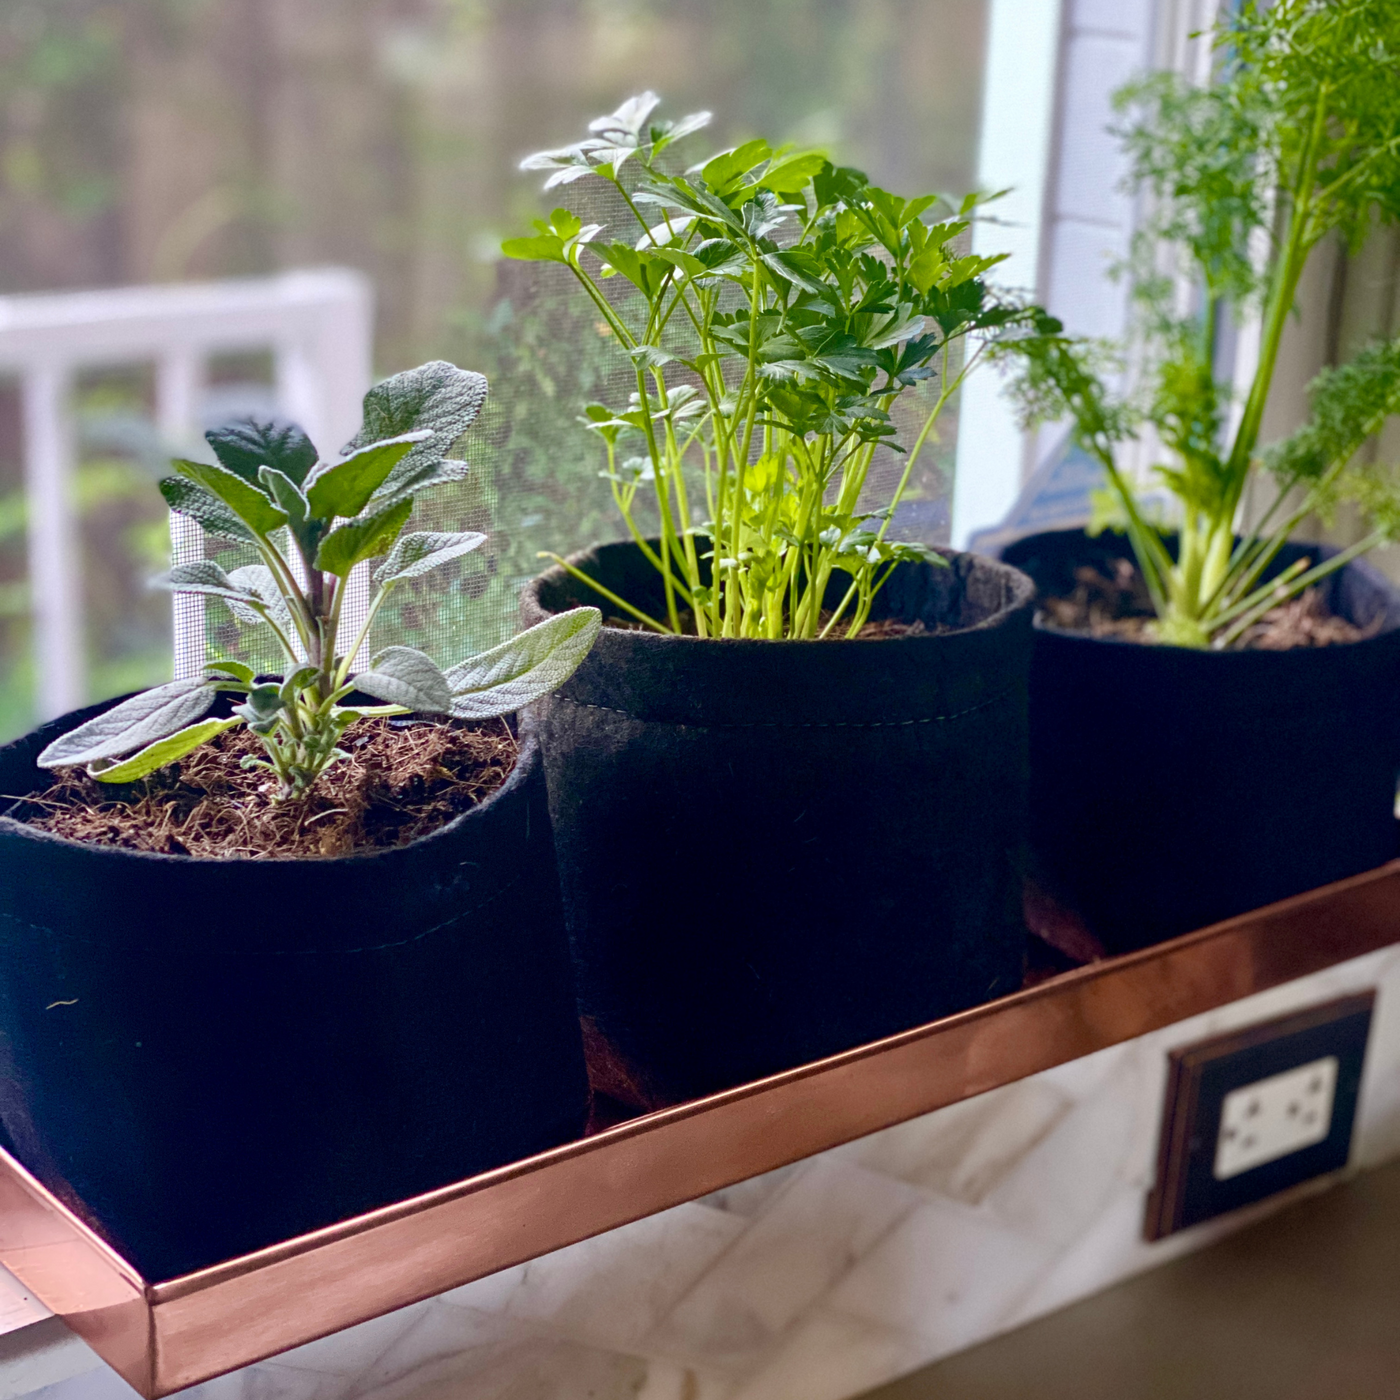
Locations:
1145;992;1373;1239
1214;1055;1338;1180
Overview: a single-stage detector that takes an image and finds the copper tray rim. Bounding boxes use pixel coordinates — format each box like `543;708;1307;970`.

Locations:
153;899;1245;1298
4;858;1399;1396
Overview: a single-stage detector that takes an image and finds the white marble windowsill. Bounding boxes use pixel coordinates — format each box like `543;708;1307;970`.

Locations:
0;1275;100;1400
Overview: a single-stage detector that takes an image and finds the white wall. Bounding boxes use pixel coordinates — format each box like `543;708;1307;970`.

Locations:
951;0;1173;547
949;0;1063;548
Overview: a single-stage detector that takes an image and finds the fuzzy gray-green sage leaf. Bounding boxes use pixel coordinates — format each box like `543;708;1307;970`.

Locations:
37;678;219;768
39;361;600;800
444;608;602;719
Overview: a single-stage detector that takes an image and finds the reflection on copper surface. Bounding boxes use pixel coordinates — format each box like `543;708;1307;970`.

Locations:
1;860;1398;1395
0;1142;150;1393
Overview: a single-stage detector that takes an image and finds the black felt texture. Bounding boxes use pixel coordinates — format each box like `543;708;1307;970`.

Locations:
521;541;1036;1103
0;710;588;1281
1001;528;1400;953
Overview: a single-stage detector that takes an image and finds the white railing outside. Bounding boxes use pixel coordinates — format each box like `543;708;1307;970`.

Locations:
0;269;373;719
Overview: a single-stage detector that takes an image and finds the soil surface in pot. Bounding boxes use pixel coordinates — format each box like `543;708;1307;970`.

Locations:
12;717;516;859
604;610;945;639
1040;555;1371;648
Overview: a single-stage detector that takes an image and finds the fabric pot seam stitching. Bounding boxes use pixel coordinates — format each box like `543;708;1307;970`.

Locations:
0;869;528;958
551;686;1018;728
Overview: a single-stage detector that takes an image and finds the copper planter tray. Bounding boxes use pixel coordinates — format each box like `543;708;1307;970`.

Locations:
3;861;1400;1397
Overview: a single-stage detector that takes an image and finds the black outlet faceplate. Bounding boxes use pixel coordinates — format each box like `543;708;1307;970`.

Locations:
1145;992;1375;1240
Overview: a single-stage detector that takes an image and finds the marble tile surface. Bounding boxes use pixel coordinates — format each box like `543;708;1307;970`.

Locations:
439;1202;747;1354
650;1159;923;1369
14;943;1400;1400
0;1273;48;1339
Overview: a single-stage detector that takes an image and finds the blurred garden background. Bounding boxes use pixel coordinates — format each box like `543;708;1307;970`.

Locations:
0;0;988;740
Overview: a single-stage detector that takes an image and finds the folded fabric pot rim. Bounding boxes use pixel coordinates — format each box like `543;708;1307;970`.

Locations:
1026;612;1400;654
519;539;1035;1102
0;697;589;1279
1005;526;1400;646
0;700;552;961
1000;526;1400;953
525;540;1037;730
528;541;1034;641
1002;528;1400;713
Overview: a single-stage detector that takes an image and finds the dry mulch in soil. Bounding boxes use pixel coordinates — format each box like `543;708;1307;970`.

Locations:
11;718;517;859
1038;557;1373;649
605;610;942;639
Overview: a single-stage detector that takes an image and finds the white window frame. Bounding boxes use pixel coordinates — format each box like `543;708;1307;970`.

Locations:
0;269;372;719
952;0;1221;548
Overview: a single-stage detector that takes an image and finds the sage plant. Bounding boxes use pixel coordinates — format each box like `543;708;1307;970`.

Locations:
1000;0;1400;648
39;361;600;797
507;93;1031;639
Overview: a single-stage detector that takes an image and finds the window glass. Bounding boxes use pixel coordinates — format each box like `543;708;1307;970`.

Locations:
0;0;991;735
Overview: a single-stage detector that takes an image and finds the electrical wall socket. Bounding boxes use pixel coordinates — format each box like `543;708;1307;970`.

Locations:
1145;993;1374;1240
1214;1055;1338;1180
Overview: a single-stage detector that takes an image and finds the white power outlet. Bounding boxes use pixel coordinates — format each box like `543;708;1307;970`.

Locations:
1213;1055;1339;1181
1148;994;1373;1239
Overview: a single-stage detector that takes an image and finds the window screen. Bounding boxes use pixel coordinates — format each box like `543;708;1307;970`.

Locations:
0;0;990;732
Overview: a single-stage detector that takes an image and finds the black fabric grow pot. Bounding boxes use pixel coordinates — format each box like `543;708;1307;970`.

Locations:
0;703;589;1280
1001;528;1400;953
520;540;1036;1104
